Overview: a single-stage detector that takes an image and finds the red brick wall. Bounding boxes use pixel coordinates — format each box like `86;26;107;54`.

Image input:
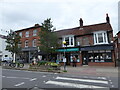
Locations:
76;35;93;46
88;62;115;66
16;27;41;48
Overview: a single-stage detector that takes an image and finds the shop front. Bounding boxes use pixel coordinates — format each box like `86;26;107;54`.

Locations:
80;44;115;66
56;47;81;66
21;47;38;63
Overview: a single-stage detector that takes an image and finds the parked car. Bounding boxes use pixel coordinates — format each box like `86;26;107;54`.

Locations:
2;57;13;62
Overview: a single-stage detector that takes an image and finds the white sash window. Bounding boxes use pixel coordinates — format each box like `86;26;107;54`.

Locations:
94;31;108;45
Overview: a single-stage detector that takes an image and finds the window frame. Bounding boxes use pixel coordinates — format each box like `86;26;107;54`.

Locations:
32;39;37;47
25;40;29;47
19;32;22;37
25;31;29;37
62;35;75;47
94;31;108;45
33;30;37;36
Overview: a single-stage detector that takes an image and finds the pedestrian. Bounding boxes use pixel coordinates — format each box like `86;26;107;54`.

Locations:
72;56;77;67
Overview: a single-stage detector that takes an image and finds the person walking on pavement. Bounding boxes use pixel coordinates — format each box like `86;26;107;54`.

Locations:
72;56;77;67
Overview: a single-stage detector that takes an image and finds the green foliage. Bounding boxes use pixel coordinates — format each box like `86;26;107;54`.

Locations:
37;61;60;67
63;70;67;72
5;30;21;55
37;61;48;66
38;18;59;56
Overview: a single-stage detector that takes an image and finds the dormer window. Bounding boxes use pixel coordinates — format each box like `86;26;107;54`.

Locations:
94;31;108;45
62;35;75;47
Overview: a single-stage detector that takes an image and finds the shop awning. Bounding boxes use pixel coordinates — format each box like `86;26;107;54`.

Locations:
81;45;113;51
57;48;79;52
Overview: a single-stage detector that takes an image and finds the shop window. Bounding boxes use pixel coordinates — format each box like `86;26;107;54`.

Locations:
70;53;80;63
94;31;108;45
88;50;112;62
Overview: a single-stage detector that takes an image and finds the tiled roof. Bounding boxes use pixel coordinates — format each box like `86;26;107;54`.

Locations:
16;24;41;32
55;22;113;37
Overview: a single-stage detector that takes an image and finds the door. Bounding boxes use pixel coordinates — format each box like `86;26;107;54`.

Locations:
82;51;88;65
65;53;70;65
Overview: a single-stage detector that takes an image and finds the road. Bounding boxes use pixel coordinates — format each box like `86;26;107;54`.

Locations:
2;69;118;90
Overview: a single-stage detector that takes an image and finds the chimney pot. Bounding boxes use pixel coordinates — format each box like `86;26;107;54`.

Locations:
106;13;110;23
35;24;40;27
79;18;83;27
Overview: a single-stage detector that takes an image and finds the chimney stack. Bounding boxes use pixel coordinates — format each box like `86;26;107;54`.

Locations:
79;18;83;27
106;13;110;23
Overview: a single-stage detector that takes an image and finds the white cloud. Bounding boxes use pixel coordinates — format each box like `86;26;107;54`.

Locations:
0;0;119;36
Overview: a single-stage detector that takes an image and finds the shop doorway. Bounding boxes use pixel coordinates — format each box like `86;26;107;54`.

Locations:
82;51;88;65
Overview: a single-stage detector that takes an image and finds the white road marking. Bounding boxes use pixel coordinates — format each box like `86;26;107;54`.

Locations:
14;82;25;87
111;85;114;87
56;77;108;84
42;75;46;77
2;76;6;78
98;77;107;80
45;80;107;88
5;76;30;80
6;77;17;79
30;78;37;81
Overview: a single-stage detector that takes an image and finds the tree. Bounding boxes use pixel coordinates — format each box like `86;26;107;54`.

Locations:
38;18;59;60
5;30;21;62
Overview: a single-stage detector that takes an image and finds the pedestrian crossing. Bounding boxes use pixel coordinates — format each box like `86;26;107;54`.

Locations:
45;76;111;88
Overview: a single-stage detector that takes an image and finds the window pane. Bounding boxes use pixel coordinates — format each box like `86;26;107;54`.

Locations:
98;33;103;43
25;40;28;47
33;30;37;36
26;31;29;37
65;37;69;45
19;32;22;37
104;33;106;42
71;37;73;45
32;39;36;47
95;34;97;43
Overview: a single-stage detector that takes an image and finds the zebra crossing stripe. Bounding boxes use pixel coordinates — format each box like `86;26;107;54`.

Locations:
56;77;108;84
45;80;107;88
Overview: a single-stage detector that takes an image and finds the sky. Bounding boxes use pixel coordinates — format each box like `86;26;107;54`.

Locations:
0;0;119;36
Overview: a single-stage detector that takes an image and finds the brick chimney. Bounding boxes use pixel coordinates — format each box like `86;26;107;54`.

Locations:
106;13;110;23
79;18;83;27
35;24;40;27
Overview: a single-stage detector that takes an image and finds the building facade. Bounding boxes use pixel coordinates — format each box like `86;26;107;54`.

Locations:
114;31;120;65
0;34;12;61
56;14;115;66
15;24;41;63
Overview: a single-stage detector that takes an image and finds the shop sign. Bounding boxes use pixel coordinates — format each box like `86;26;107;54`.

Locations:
57;48;79;52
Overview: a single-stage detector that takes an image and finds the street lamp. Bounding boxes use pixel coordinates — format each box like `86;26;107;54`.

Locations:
63;41;67;71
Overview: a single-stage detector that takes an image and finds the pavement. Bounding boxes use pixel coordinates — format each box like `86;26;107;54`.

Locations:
17;64;118;77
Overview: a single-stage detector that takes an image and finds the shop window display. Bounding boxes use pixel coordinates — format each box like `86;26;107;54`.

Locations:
70;54;80;63
88;50;112;62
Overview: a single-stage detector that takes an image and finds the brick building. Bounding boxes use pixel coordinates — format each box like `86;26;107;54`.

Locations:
56;14;115;66
114;31;120;65
16;24;41;63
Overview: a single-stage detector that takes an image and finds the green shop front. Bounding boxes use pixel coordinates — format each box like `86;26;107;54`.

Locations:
56;47;81;66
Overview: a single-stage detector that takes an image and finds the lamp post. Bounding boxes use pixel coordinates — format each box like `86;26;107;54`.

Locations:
63;41;67;71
